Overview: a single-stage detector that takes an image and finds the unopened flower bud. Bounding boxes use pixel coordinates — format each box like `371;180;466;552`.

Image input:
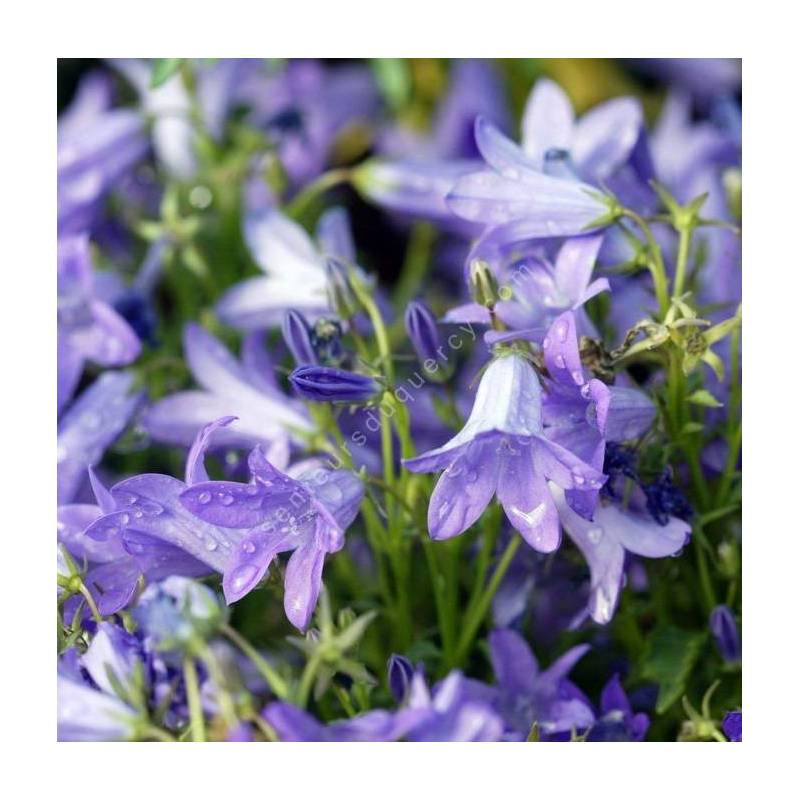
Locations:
289;365;380;403
282;309;318;366
709;605;741;663
387;654;414;703
404;300;451;380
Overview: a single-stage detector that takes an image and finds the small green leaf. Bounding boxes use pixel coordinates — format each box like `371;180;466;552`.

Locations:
370;59;411;112
642;625;707;713
151;58;185;89
687;389;723;408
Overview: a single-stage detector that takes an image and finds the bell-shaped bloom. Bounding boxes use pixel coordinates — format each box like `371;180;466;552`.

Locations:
57;73;147;235
552;485;690;624
585;674;650;741
57;370;144;503
403;351;605;551
62;418;250;615
445;234;608;338
445;115;611;237
709;605;741;663
142;323;311;449
180;446;364;629
216;191;360;329
263;701;425;742
57;673;138;741
289;365;381;403
485;629;594;739
57;236;142;412
540;310;656;519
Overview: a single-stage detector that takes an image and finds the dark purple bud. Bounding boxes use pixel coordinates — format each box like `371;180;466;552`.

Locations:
387;654;414;703
326;257;359;320
282;309;318;366
709;605;741;663
289;365;380;403
722;711;741;742
405;300;442;365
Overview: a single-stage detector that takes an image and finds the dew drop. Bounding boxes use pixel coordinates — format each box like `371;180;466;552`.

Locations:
543;337;551;350
242;541;256;554
587;526;604;544
220;494;234;506
554;355;566;369
198;491;212;505
205;539;218;552
557;321;569;342
571;370;583;385
229;563;258;593
572;471;586;486
437;500;452;521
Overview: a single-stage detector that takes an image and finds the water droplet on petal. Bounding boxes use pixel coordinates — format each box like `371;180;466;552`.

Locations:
557;321;569;342
242;541;256;554
221;494;234;506
229;563;258;593
205;539;218;552
571;370;583;385
572;470;586;486
198;491;211;505
587;526;604;544
555;355;566;369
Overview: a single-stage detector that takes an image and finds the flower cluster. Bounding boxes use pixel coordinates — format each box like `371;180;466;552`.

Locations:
57;58;741;742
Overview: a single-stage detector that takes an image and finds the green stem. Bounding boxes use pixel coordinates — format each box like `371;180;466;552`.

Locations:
220;623;290;700
286;168;351;221
452;536;522;666
198;642;238;728
673;223;693;298
621;210;670;318
295;651;324;708
183;656;206;742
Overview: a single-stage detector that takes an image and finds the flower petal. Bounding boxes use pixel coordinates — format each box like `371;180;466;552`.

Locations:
521;79;575;167
605;386;657;441
488;628;539;695
184;416;237;486
499;461;561;552
222;528;297;603
543;311;584;388
316;206;356;263
553;234;604;305
573;97;643;181
474;116;541;182
283;537;327;630
427;441;498;540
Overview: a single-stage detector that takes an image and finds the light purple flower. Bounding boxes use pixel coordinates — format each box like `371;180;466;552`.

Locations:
444;234;608;338
57;74;147;235
142;323;311;450
445;115;611;237
57;236;142;412
180;446;364;629
586;673;650;741
486;629;594;738
57;370;144;503
403;351;605;551
552;485;689;624
57;673;137;741
216;194;359;330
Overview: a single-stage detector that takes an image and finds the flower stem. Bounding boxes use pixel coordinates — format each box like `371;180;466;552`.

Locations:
182;656;206;742
286;168;351;221
451;535;521;667
673;222;693;298
220;623;290;700
621;209;670;318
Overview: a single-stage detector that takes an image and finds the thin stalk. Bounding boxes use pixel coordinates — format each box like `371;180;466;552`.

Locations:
220;623;290;700
621;210;670;318
673;223;693;298
452;536;522;666
286;168;351;220
183;656;206;742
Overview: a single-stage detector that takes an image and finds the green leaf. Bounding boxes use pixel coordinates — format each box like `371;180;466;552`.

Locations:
642;626;707;713
687;389;723;408
151;58;185;89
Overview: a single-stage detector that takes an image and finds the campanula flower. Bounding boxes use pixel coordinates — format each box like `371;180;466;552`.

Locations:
180;444;364;629
216;189;363;329
57;370;144;503
289;365;381;403
387;654;415;703
403;351;605;551
405;300;449;377
64;418;250;614
57;73;147;235
282;309;318;366
57;236;142;412
484;629;594;739
585;674;650;741
57;672;138;741
142;323;311;449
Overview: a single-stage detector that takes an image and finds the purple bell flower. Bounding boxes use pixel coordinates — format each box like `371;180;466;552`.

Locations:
57;370;144;504
403;350;605;551
710;605;741;663
179;444;364;629
586;674;650;741
142;322;311;450
289;365;381;404
57;235;142;412
485;629;595;738
57;673;138;741
405;300;444;370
